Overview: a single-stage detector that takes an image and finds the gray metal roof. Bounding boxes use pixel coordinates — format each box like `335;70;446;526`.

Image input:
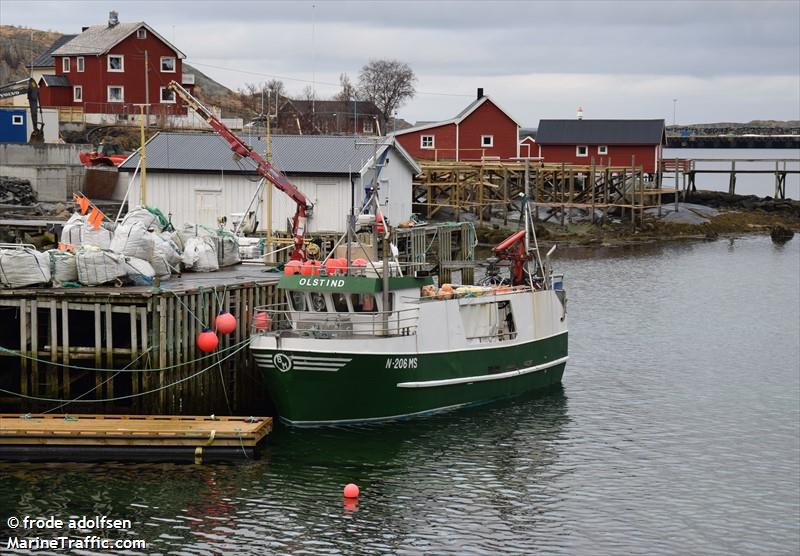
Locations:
30;35;77;68
40;74;71;87
119;132;420;175
51;22;185;57
536;119;666;145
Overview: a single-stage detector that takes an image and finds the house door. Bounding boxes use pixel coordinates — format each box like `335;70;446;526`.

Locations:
195;190;222;228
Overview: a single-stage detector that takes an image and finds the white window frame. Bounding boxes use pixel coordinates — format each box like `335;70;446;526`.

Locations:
598;145;608;155
12;115;24;125
160;56;176;73
107;86;124;102
159;86;176;104
481;135;494;148
420;135;435;149
136;28;147;39
76;56;84;73
107;54;124;72
362;119;374;134
62;57;70;72
73;85;83;102
576;145;588;157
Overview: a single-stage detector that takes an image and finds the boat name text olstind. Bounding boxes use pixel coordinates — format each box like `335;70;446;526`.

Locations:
298;278;347;288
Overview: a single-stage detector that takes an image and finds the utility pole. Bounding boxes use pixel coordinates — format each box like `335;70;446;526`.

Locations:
144;50;150;127
264;87;274;263
134;104;150;205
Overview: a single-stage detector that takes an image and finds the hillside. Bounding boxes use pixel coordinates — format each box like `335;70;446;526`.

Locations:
0;25;62;84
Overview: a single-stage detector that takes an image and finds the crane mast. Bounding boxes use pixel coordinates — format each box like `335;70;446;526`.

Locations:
168;80;312;261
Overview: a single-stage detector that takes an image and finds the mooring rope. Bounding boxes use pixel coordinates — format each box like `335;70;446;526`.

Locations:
41;347;154;415
0;341;250;404
0;338;252;372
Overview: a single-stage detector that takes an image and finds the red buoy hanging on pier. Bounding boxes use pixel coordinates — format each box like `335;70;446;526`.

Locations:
215;312;237;335
197;330;219;353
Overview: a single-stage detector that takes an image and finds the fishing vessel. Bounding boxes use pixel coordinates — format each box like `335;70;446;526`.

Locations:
250;197;568;426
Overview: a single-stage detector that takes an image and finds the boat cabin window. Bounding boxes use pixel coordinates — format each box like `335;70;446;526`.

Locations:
288;291;306;311
332;293;350;312
351;293;378;313
309;292;328;312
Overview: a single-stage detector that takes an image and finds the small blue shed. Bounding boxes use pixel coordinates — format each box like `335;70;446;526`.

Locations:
0;108;28;143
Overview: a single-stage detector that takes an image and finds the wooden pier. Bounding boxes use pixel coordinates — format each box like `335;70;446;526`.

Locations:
667;158;800;199
0;265;282;416
0;414;272;462
413;159;678;229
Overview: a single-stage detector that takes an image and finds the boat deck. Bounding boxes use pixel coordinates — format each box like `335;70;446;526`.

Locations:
0;414;273;462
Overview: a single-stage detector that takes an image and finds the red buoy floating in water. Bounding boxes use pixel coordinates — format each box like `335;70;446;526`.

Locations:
343;483;360;498
253;311;272;331
197;329;219;353
215;312;237;335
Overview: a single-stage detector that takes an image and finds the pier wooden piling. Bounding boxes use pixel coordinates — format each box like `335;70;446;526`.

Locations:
0;266;282;415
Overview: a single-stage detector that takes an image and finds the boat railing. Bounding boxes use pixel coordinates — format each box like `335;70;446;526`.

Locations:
252;303;419;338
412;285;534;303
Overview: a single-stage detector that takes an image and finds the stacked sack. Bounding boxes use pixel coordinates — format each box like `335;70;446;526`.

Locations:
47;249;78;286
75;246;126;286
151;233;182;279
60;212;113;249
113;206;183;282
0;248;51;288
179;224;219;272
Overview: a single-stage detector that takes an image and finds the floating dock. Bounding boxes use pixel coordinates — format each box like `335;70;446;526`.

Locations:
0;414;272;462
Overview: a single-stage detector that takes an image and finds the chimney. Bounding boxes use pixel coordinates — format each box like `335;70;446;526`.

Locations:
108;11;119;28
477;87;484;100
82;26;89;32
577;106;584;120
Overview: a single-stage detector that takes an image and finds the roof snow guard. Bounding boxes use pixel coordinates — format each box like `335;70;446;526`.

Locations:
536;119;666;145
52;22;185;58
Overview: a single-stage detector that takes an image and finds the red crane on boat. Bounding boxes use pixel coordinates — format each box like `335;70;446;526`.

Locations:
168;80;312;261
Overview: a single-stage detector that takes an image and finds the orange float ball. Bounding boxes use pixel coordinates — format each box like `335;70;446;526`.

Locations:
253;311;272;331
301;260;320;276
284;260;302;276
343;483;360;498
197;330;219;353
215;312;237;335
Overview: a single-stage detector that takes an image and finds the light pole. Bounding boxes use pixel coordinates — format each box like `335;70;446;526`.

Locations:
672;98;677;126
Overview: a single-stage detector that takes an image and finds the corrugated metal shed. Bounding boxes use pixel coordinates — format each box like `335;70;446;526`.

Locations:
536;119;666;145
120;132;419;175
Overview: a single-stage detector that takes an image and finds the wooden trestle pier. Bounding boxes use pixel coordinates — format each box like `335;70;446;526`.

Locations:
0;266;282;416
413;159;680;228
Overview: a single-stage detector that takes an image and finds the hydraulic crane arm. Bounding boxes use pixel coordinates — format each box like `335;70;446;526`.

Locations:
168;80;312;260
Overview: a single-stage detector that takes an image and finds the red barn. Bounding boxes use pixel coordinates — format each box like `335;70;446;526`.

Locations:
38;11;191;118
519;135;539;159
535;119;666;173
392;88;520;161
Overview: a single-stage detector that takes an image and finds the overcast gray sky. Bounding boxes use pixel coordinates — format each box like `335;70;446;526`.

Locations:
2;0;798;126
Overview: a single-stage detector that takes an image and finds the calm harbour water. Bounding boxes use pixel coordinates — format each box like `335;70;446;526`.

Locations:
1;236;798;555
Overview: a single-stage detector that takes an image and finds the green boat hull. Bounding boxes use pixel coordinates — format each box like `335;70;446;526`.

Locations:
254;331;568;425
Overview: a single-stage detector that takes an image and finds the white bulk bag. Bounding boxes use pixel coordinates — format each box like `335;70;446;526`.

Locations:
110;223;155;260
47;249;78;286
60;213;85;246
122;206;162;232
181;236;218;272
81;222;113;249
151;234;182;278
124;257;156;286
0;248;51;288
75;247;126;286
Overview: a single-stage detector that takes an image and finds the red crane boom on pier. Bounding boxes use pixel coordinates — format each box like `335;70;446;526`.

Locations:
168;80;312;261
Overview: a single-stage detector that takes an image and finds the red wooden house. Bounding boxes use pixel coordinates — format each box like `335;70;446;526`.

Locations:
38;11;192;117
518;135;538;159
392;88;520;161
535;119;667;173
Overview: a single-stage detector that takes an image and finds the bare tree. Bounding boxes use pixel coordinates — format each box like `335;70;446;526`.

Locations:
265;79;286;100
335;73;359;102
358;59;416;129
300;84;316;101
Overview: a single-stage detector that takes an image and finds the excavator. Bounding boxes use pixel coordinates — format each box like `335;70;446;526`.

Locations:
0;77;45;143
167;80;313;261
